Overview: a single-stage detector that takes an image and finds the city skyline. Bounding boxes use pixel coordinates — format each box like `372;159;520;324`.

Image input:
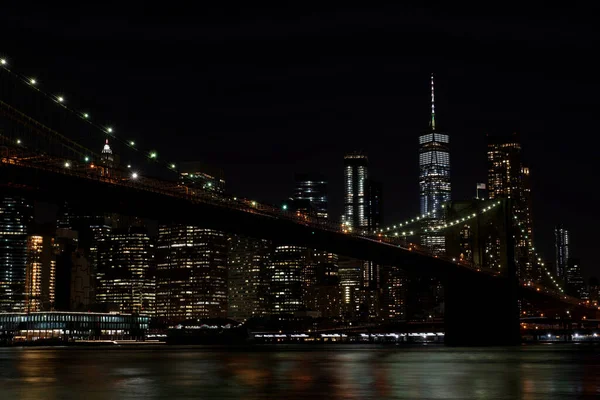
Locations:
2;5;596;275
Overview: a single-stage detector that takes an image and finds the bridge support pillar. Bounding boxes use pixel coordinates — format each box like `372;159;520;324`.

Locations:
444;272;520;346
445;199;520;346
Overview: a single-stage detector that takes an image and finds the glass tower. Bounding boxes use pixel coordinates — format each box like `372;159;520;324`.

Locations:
419;74;451;255
0;196;33;312
294;173;328;219
487;133;535;280
343;152;369;231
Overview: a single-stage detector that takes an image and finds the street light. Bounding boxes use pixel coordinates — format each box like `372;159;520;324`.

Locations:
131;172;138;179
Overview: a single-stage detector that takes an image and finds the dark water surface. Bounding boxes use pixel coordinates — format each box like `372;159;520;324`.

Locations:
1;344;599;399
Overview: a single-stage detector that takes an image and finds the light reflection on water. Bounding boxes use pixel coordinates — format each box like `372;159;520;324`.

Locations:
0;345;599;399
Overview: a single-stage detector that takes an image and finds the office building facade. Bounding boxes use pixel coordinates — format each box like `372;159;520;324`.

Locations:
96;227;155;315
227;235;271;322
156;226;228;322
0;196;34;312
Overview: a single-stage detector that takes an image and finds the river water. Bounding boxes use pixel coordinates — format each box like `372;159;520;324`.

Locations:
1;344;599;399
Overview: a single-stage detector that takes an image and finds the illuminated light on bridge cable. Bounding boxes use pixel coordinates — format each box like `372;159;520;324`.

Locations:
282;204;288;210
130;141;135;146
84;156;89;162
106;127;113;133
83;113;89;118
57;96;64;103
251;201;256;206
131;172;139;179
16;139;21;144
29;78;36;85
149;152;157;159
127;164;131;168
170;164;176;169
64;162;70;168
0;59;6;65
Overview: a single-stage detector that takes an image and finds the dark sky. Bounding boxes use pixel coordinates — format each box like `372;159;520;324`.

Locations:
2;4;599;276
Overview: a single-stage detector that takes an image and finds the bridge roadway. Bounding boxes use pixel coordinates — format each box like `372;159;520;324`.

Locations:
1;152;596;345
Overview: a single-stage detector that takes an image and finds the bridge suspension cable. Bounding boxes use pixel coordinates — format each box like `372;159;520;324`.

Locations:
0;56;197;186
378;200;501;238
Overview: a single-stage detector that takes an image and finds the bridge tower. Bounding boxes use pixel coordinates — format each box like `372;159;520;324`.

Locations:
443;198;521;345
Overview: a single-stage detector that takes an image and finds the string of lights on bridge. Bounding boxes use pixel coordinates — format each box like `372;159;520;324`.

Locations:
377;200;501;238
0;56;201;186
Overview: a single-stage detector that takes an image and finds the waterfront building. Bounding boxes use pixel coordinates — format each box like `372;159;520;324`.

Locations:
419;74;451;255
0;312;149;343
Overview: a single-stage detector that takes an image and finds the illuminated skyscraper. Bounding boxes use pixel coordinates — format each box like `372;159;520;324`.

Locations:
566;258;585;299
156;226;228;322
269;245;308;314
487;133;535;280
0;196;33;312
227;235;271;322
96;227;155;315
25;235;56;312
554;225;570;280
343;152;369;231
419;74;451;255
294;173;328;218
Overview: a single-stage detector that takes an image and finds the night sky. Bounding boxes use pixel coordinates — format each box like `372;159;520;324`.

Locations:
2;5;599;276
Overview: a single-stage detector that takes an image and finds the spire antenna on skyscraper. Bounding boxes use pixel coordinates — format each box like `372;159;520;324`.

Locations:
430;73;436;132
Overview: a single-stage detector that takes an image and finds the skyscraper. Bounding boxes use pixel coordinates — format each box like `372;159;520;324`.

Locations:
294;173;328;218
554;225;570;280
0;196;33;312
487;133;535;280
566;258;585;299
227;235;271;322
343;152;369;231
24;235;56;312
419;74;451;255
96;226;155;315
269;245;308;314
156;226;228;322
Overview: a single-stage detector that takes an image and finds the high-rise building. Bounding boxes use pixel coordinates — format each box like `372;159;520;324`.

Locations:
268;245;308;314
227;235;271;322
486;133;535;280
419;74;451;255
381;265;406;322
156;226;228;322
566;258;585;299
303;252;341;319
343;152;369;231
96;227;155;315
0;196;34;312
294;173;328;219
554;225;570;281
338;255;363;318
24;235;56;312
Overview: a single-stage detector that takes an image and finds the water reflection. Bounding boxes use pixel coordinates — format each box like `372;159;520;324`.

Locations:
0;345;598;399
